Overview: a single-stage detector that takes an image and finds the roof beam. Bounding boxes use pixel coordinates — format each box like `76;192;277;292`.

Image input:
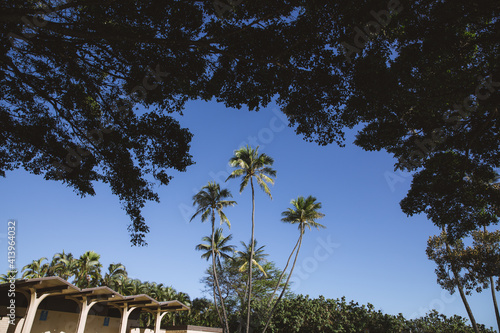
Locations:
0;280;41;290
37;285;70;294
88;294;116;302
107;300;154;306
65;290;95;298
141;305;184;311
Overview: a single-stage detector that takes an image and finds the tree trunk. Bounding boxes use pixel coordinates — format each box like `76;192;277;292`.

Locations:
210;212;224;330
238;278;249;333
262;228;304;333
443;231;479;333
455;277;479;333
214;254;230;333
490;276;500;333
267;235;300;307
246;178;255;333
482;225;500;332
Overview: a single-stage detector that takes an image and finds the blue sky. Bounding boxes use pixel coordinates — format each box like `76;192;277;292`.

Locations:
0;99;496;329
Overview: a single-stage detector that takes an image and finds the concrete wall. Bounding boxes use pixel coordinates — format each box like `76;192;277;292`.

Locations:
130;327;222;333
0;312;24;333
31;309;123;333
0;317;10;333
0;308;129;333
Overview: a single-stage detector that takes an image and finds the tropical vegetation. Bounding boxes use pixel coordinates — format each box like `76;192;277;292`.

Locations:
4;247;495;332
4;144;498;333
11;250;192;327
226;145;276;333
191;181;236;332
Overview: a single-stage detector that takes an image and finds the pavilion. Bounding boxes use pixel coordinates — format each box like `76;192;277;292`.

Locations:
0;277;221;333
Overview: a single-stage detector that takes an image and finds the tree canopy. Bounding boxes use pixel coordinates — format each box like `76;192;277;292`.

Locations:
2;0;498;244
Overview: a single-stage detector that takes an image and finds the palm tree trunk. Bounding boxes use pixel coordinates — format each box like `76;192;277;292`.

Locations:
211;213;230;333
246;178;255;333
237;280;249;333
210;213;224;330
262;230;304;333
267;235;301;307
216;256;231;333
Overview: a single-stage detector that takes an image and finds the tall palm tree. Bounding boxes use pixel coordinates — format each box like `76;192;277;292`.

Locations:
49;251;76;281
22;257;49;279
233;240;269;333
226;145;276;333
102;263;127;290
73;251;102;289
191;181;236;333
263;196;325;333
196;228;235;269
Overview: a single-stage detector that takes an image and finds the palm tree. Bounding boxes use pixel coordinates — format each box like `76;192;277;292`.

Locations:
0;274;11;283
191;181;236;333
236;240;268;278
22;257;49;279
234;239;269;332
73;251;102;289
226;145;276;332
196;228;235;269
49;251;76;281
114;275;134;295
129;278;146;295
263;196;325;333
102;263;127;290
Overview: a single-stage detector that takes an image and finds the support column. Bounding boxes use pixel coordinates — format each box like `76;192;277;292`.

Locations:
119;304;137;333
76;296;98;333
13;290;29;333
153;309;169;333
13;318;25;333
21;288;50;333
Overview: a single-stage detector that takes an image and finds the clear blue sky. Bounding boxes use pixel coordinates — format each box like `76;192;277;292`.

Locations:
0;99;496;330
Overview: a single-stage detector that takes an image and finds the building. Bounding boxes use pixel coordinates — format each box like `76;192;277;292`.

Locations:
0;277;221;333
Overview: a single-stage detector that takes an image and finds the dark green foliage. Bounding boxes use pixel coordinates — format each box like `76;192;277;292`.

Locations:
6;249;497;331
201;248;290;331
252;295;495;333
2;0;498;244
401;153;500;240
464;230;500;294
187;297;221;328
